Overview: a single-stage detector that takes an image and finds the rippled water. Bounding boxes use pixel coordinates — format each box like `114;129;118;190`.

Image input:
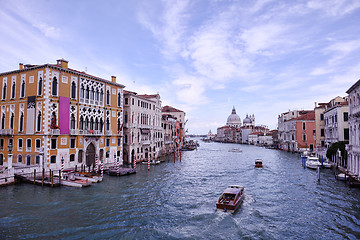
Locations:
1;140;360;239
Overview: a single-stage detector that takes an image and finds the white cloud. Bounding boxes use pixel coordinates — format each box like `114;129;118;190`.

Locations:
33;23;61;39
307;0;360;17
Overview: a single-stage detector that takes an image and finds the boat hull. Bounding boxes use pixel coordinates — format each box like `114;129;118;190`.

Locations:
216;197;243;213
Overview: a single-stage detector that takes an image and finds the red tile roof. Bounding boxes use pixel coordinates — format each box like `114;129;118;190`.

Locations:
291;111;315;121
162;105;184;113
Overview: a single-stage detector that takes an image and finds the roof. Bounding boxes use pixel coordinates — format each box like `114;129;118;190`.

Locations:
0;62;125;88
162;105;184;113
138;94;160;99
346;79;360;94
290;111;315;121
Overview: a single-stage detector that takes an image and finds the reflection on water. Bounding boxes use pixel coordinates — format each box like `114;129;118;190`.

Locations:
1;140;360;239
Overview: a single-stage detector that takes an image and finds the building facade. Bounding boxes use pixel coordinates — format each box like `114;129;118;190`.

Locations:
346;80;360;177
123;91;162;164
0;59;124;184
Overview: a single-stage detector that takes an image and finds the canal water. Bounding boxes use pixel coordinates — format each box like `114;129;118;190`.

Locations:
1;140;360;239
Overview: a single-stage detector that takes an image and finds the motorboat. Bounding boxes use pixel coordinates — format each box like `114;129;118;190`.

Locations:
216;185;244;213
336;173;349;181
228;148;242;152
306;156;322;169
55;171;92;188
255;159;263;168
322;162;332;169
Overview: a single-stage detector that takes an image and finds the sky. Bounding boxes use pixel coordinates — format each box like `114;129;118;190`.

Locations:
1;0;360;134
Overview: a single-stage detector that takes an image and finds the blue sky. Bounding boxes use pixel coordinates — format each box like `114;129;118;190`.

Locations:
1;0;360;134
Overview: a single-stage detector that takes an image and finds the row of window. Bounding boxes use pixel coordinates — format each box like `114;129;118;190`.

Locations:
124;97;155;110
2;76;122;108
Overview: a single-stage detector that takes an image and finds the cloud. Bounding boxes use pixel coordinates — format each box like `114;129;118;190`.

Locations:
307;0;360;17
32;23;61;39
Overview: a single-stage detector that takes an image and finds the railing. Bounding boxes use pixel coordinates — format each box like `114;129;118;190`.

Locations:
50;129;60;135
70;129;79;135
78;129;103;135
352;104;360;116
142;140;151;145
105;130;112;135
0;129;14;135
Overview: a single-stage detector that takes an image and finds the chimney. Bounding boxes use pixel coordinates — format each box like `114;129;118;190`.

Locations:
19;63;24;70
56;59;68;69
111;76;116;83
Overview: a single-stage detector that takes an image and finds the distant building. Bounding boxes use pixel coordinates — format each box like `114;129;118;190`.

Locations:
323;97;349;148
162;105;186;145
226;106;242;128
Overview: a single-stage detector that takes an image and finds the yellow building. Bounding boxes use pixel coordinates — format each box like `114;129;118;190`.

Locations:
0;59;124;183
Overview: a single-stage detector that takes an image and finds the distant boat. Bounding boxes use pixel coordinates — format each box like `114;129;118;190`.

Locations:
228;148;242;152
216;185;244;213
255;159;263;168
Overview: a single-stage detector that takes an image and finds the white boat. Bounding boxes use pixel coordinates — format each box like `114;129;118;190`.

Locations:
55;171;92;187
336;173;349;181
306;156;322;169
322;162;332;168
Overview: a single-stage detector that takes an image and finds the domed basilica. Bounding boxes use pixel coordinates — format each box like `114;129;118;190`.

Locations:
226;106;255;128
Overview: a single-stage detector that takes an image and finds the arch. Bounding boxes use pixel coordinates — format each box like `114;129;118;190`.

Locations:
38;78;42;96
2;83;6;99
131;149;135;164
123;148;129;164
85;142;96;167
71;81;76;99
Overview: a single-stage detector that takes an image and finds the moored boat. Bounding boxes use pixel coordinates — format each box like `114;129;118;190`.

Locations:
306;156;322;169
216;185;244;213
336;173;349;181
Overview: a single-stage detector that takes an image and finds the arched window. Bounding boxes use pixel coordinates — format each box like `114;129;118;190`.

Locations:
36;112;41;132
20;81;25;98
90;87;94;100
95;90;99;101
19;112;24;132
85;86;89;99
106;90;110;105
95;118;99;130
125;135;128;144
70;114;75;129
100;90;104;103
10;113;14;129
71;82;76;99
106;118;110;131
11;82;15;99
1;113;5;129
2;83;6;99
38;77;42;96
84;117;89;130
79;116;84;130
117;119;121;131
52;77;58;96
90;117;94;130
18;155;22;163
80;84;84;99
0;154;3;165
100;118;103;131
117;92;121;107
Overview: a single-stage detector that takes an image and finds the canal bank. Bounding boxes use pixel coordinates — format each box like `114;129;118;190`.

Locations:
1;141;360;239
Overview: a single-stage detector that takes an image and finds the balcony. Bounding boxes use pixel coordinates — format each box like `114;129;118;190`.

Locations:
50;129;60;135
78;129;103;136
105;130;112;135
142;140;151;145
0;129;14;135
352;104;360;117
70;129;79;135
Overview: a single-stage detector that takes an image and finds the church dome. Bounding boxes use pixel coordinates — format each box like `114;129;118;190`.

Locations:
243;115;252;124
226;106;241;127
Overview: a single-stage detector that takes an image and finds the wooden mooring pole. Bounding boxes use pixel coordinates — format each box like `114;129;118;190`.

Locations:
59;170;61;185
33;169;36;184
42;168;44;187
50;170;53;188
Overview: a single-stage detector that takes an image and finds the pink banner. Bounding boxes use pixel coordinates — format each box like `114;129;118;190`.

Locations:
59;96;70;134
